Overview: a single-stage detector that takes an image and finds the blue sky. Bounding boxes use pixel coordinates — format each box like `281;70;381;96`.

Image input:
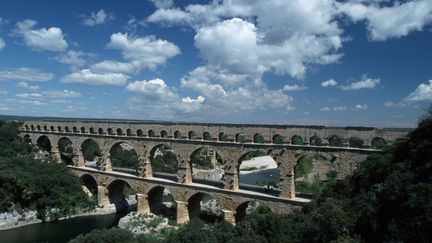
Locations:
0;0;431;127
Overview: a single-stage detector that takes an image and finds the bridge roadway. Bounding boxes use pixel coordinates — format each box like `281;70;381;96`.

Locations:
69;165;310;225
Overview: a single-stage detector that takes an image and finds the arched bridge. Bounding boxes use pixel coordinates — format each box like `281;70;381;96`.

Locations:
20;119;409;224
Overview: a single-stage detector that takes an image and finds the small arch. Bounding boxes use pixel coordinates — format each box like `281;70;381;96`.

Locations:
107;128;114;135
291;135;303;145
272;134;284;144
203;132;212;141
136;129;144;137
98;128;104;134
116;128;123;136
328;135;343;147
50;126;55;132
64;126;70;133
147;186;175;218
37;125;41;131
25;125;29;130
160;130;168;138
72;127;78;133
43;125;48;131
187;192;222;222
57;126;63;132
188;131;196;139
30;125;35;130
174;130;181;139
371;137;387;149
218;132;228;141
349;137;364;148
80;127;86;133
235;201;272;223
309;135;322;146
235;133;245;143
148;130;155;137
89;127;95;134
253;133;264;143
126;129;133;136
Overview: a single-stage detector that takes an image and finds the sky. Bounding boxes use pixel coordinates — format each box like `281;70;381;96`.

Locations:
0;0;431;127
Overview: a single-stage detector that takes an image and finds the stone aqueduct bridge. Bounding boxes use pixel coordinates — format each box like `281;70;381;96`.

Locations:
20;120;409;224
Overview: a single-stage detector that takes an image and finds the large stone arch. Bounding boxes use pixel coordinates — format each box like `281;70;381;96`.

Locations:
187;192;223;222
234;200;272;223
107;179;136;212
57;136;75;165
109;141;139;173
80;138;101;167
80;173;98;198
36;135;52;152
189;146;226;186
294;150;337;187
148;143;178;177
147;185;176;217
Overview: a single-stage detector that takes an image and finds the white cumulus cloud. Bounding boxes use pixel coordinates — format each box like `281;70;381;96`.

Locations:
341;74;380;90
126;78;176;99
91;60;136;74
54;50;87;69
282;84;308;91
82;9;114;27
321;79;338;87
15;19;68;52
106;32;181;71
17;81;39;91
0;67;53;82
60;69;128;86
404;80;432;102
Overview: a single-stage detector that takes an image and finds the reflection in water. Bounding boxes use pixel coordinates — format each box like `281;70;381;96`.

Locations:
0;212;125;243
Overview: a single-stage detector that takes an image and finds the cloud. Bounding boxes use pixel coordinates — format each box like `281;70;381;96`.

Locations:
0;38;4;50
125;78;176;100
17;81;39;91
333;105;348;111
0;67;53;81
404;80;432;102
150;0;174;9
82;9;114;27
15;19;68;52
60;69;128;86
91;60;136;74
126;78;206;114
321;79;338;87
352;104;368;110
282;84;308;91
341;74;380;90
384;101;407;108
106;32;181;71
320;106;331;111
54;50;87;69
338;0;432;41
16;93;42;98
41;90;82;98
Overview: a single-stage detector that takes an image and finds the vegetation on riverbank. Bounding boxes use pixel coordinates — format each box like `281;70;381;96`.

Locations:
0;121;95;220
71;106;432;242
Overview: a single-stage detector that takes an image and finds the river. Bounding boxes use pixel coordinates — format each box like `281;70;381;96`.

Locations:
0;212;125;243
0;170;278;242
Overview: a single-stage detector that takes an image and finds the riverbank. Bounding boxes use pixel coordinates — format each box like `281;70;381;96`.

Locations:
0;197;136;231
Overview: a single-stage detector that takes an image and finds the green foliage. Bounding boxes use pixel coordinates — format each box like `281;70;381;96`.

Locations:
110;145;139;170
371;137;387;149
253;133;264;143
328;136;343;147
190;148;214;170
272;134;284;144
70;228;138;243
291;135;303;145
152;146;178;173
309;136;322;146
349;137;364;148
81;140;100;161
218;133;228;141
148;216;164;228
236;133;245;143
0;121;93;220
